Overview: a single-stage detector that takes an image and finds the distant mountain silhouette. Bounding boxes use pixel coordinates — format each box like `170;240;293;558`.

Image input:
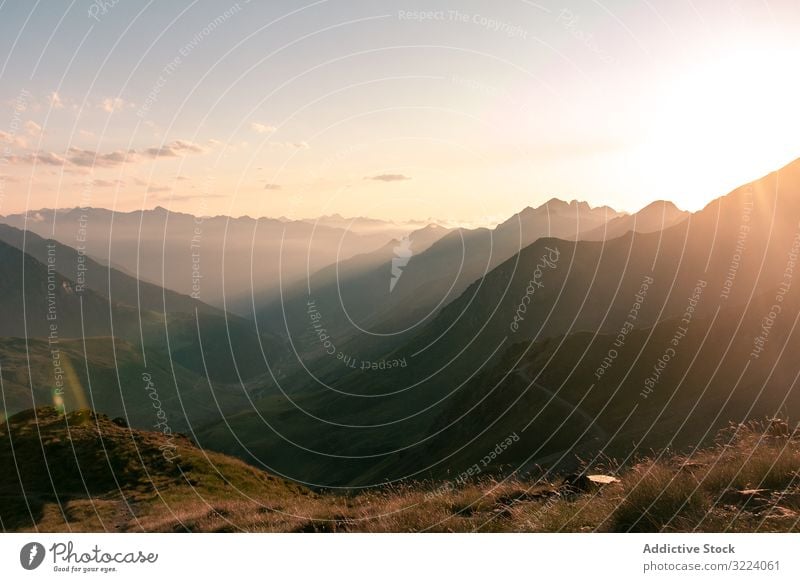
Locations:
0;223;220;316
0;207;398;316
301;214;425;239
581;200;689;240
257;199;622;358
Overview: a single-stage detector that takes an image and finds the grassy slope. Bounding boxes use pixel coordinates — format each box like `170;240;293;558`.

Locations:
0;407;308;532
3;408;799;532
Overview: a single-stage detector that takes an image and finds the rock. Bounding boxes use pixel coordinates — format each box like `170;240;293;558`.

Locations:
587;474;621;485
562;473;620;492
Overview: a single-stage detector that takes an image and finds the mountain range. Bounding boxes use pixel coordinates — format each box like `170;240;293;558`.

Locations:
256;199;685;360
0;208;405;316
195;158;800;487
2;160;798;492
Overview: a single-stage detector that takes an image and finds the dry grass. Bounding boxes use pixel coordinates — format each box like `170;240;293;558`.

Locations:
6;411;800;533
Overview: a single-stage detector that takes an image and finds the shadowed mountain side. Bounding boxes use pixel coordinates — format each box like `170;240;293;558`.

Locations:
0;207;399;316
199;279;800;488
0;337;255;433
373;283;800;482
0;224;222;317
258;223;451;354
257;200;621;360
0;238;286;384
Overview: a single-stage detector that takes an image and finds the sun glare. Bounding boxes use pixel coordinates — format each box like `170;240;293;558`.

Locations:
639;47;800;209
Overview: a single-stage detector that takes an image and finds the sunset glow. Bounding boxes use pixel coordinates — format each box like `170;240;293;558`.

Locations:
1;1;798;223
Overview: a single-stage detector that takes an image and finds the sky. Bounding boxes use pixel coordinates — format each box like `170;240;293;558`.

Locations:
1;0;799;226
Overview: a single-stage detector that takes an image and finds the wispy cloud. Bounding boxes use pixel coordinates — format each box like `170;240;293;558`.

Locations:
249;122;277;134
67;147;134;167
48;92;64;109
24;121;42;137
89;178;125;188
142;139;207;158
366;173;411;182
10;151;68;165
100;97;133;112
9;139;208;169
0;130;27;148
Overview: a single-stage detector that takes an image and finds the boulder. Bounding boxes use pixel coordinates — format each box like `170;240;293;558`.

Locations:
562;473;620;492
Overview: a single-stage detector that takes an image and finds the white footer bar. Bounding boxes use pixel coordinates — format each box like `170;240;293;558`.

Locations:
2;533;797;581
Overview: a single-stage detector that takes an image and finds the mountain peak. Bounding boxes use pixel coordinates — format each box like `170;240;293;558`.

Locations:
638;200;681;213
536;198;606;213
542;197;571;210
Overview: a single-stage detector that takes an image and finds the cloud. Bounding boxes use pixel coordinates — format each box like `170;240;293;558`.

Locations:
249;122;277;134
366;174;412;182
24;121;42;137
67;147;134;167
7;139;208;170
9;151;68;165
89;179;124;188
131;177;172;192
143;139;207;158
0;130;26;148
264;183;281;190
48;92;64;109
100;97;132;112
